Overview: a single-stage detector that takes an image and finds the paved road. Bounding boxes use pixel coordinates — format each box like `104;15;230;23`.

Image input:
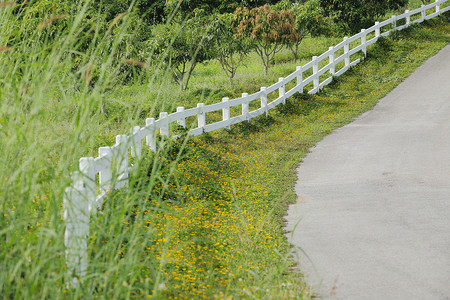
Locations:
285;45;450;299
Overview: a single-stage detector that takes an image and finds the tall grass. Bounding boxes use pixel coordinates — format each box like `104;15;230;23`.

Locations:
0;1;176;297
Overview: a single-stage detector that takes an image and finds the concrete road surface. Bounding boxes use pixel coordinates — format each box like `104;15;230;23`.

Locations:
285;45;450;299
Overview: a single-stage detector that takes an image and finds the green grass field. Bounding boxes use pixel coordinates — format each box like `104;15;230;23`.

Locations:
1;0;449;298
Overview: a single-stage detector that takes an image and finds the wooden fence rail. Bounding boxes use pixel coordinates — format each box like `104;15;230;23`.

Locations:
64;0;449;284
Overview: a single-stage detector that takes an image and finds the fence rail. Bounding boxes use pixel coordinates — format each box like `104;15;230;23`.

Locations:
64;0;449;284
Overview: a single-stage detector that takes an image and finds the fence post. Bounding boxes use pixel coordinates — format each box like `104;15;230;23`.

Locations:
115;134;129;190
313;56;319;91
79;157;96;214
131;126;142;158
260;87;267;116
436;0;440;14
64;171;89;287
222;97;230;129
98;146;112;208
176;106;185;128
344;37;350;68
329;47;335;76
392;15;397;31
421;4;425;21
375;21;380;38
406;10;411;26
145;117;156;152
159;112;169;137
197;103;205;130
278;78;285;104
296;66;303;93
360;29;367;58
242;93;249;120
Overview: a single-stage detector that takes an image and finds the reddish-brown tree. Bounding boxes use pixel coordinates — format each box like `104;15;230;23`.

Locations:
234;5;296;75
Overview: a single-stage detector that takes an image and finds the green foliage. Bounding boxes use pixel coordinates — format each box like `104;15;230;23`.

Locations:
8;0;154;86
164;0;281;20
295;0;335;38
210;13;252;85
134;135;233;204
8;0;74;45
234;5;297;75
319;0;409;33
274;0;335;60
276;92;317;115
149;10;215;90
89;0;166;25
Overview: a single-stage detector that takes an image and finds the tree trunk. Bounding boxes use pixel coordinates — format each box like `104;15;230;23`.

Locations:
289;45;298;61
228;76;234;87
183;61;197;91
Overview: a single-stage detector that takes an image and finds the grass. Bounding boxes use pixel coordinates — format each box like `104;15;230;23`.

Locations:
1;0;449;298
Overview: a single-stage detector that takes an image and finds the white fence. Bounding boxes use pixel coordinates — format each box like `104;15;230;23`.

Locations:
64;0;449;284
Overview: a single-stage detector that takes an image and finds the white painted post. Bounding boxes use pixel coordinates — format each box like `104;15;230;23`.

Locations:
145;117;156;152
79;157;96;214
436;0;440;14
241;93;249;120
115;134;129;190
421;4;426;21
313;56;319;91
176;106;185;128
131;126;142;158
361;29;367;58
197;103;205;129
64;171;89;287
159;112;169;137
344;37;350;68
296;66;303;93
392;15;397;31
260;87;267;116
98;146;112;208
329;47;335;76
278;78;285;104
375;21;380;38
406;10;411;26
222;97;230;129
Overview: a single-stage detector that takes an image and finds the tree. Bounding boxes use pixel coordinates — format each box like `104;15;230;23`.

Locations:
164;0;281;19
319;0;408;34
149;11;214;90
87;0;166;25
274;0;334;61
234;5;297;75
210;13;251;86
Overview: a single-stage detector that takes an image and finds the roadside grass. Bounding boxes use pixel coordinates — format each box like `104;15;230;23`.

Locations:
89;13;450;299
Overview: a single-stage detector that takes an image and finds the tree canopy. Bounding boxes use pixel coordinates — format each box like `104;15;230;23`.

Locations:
273;0;334;60
164;0;282;18
150;11;214;90
319;0;408;33
210;13;252;85
234;5;297;75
